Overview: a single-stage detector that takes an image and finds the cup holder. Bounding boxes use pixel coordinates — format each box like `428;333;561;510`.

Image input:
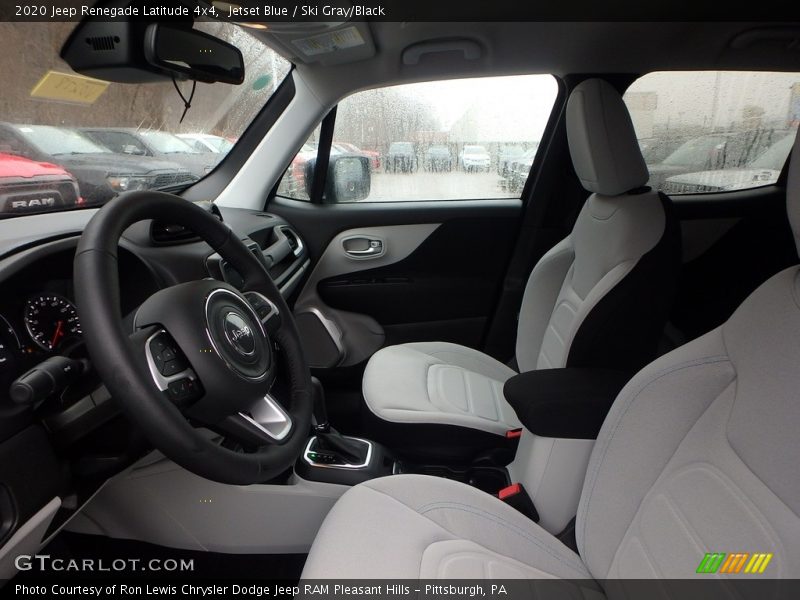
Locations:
402;464;510;495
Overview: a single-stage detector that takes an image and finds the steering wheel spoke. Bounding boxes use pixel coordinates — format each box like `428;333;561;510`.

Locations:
243;290;282;335
214;393;294;448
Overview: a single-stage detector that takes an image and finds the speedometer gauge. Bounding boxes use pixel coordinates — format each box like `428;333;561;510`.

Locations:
23;294;82;351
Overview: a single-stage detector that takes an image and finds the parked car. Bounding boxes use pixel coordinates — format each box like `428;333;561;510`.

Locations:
459;144;491;172
176;133;235;155
0;152;81;214
424;145;453;171
637;136;688;164
0;124;197;206
497;145;525;176
662;132;797;194
278;142;320;198
385;141;417;173
81;127;217;178
647;129;782;191
336;143;380;169
503;147;539;192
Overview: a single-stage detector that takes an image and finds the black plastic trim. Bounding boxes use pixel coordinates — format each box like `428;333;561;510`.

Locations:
0;425;68;546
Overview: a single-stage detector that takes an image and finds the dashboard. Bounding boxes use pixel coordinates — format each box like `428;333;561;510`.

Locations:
0;248;159;400
0;204;309;548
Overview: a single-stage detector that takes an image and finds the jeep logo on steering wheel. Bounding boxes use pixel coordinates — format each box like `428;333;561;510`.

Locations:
223;312;255;356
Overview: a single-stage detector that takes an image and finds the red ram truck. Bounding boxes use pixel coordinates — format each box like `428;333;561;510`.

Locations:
0;153;81;214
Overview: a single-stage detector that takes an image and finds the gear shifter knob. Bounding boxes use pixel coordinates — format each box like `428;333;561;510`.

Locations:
311;376;330;432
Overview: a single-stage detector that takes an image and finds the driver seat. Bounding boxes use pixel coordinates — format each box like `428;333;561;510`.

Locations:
301;131;800;581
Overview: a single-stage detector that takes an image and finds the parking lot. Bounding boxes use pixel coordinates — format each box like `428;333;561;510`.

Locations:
366;170;513;202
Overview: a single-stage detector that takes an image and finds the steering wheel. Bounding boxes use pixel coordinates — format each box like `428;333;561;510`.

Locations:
73;192;313;485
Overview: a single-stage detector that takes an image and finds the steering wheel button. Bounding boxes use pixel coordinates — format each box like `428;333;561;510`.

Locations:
167;378;198;404
150;337;168;353
153;355;166;372
161;360;183;376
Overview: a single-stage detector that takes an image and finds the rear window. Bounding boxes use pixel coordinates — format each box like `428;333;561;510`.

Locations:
624;71;799;195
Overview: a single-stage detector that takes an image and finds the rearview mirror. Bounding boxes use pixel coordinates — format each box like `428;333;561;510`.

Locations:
144;24;245;85
61;17;244;85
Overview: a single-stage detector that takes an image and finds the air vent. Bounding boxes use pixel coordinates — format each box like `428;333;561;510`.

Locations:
150;222;200;245
150;202;223;245
278;226;304;257
86;35;119;52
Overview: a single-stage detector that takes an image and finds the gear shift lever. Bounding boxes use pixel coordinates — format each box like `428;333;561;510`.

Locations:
311;376;330;433
310;377;368;465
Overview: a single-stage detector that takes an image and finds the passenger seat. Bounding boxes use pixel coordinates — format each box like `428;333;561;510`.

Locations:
362;79;681;456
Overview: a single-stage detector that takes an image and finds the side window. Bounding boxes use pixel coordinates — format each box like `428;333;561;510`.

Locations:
276;126;321;201
624;71;800;195
276;75;558;203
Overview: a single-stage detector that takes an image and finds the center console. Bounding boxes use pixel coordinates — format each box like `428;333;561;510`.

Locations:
297;367;631;536
297;435;398;486
295;377;398;486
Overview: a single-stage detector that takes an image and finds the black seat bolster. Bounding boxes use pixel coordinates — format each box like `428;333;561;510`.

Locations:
503;368;632;440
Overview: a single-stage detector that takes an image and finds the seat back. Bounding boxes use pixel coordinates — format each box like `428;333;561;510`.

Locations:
577;131;800;582
516;79;680;373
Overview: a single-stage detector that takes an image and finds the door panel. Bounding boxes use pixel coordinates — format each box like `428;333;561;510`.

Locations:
269;197;521;368
318;219;515;327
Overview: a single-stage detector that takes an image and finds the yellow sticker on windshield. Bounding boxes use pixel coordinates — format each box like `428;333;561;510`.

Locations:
30;71;109;105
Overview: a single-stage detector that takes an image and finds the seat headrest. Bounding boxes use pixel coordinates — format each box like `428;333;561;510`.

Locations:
786;130;800;256
566;78;649;196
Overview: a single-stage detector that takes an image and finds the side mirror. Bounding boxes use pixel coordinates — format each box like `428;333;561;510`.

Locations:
304;155;371;203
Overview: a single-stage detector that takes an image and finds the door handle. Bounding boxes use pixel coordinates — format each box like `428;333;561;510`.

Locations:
342;237;384;259
346;246;381;256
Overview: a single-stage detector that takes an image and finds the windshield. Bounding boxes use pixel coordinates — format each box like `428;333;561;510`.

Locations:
139;131;198;154
15;126;109;156
0;21;290;218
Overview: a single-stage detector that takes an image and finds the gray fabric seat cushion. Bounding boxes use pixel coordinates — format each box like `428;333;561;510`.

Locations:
302;473;600;587
577;265;800;581
362;342;520;436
